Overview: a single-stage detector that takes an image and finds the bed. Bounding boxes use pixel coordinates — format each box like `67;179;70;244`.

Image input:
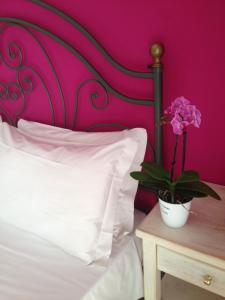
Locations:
0;1;164;299
0;209;145;300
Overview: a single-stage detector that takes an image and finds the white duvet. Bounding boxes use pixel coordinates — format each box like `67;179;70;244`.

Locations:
0;210;144;300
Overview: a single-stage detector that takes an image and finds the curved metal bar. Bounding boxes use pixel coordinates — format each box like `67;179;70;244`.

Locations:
9;82;26;121
0;24;56;125
0;46;28;122
0;106;14;125
85;123;130;131
7;81;23;101
31;0;153;79
20;25;66;127
0;23;66;127
0;18;154;106
0;82;8;100
17;66;55;125
0;41;23;70
73;79;109;129
0;81;23;102
16;73;34;94
0;81;25;124
89;90;109;110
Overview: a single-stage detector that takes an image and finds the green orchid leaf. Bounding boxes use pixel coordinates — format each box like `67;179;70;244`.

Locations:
176;181;221;200
176;170;200;183
130;171;152;182
141;161;170;181
176;189;207;199
131;170;169;192
140;180;169;192
139;182;160;193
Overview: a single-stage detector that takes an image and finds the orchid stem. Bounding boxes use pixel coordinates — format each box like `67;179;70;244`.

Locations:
182;131;187;173
170;134;179;182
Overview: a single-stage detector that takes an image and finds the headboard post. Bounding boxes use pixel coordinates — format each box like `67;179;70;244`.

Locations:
150;43;164;165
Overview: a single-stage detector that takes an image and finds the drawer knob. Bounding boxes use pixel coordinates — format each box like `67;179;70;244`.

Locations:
203;275;212;286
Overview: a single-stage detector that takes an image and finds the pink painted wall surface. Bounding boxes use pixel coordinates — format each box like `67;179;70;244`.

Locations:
1;0;225;210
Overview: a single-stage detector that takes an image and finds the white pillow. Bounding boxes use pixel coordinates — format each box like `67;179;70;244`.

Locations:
18;119;147;240
0;122;138;263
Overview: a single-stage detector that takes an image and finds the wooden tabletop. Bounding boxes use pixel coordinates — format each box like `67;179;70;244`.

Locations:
136;182;225;268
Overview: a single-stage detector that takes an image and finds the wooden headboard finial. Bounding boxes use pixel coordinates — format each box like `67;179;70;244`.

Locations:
150;43;164;68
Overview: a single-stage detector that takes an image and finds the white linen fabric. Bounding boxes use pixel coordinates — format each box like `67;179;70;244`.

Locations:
0;122;138;264
0;210;145;300
18;119;147;240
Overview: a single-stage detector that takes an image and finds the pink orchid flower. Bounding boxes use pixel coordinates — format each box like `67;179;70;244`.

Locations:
165;96;201;135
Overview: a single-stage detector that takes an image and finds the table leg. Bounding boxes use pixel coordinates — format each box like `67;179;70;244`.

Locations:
142;239;161;300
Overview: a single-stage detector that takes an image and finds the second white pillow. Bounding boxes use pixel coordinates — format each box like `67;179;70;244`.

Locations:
18;119;147;240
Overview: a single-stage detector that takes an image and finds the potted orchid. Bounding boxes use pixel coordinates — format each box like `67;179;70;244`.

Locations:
131;97;221;228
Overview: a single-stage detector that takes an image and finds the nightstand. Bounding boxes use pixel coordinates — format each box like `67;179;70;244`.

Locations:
136;183;225;300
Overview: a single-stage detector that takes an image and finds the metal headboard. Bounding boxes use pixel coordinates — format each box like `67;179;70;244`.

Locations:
0;0;164;164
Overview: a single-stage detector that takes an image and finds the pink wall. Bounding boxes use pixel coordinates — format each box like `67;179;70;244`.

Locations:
55;0;225;185
47;0;225;185
1;0;225;209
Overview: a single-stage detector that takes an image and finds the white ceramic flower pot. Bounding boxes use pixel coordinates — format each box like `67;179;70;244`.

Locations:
159;198;192;228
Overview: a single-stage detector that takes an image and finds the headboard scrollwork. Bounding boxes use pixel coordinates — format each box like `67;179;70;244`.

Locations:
0;0;164;164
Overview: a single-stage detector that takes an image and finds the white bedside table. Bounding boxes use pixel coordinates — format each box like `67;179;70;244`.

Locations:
136;183;225;300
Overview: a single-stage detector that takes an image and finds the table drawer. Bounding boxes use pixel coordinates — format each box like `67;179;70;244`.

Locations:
158;246;225;297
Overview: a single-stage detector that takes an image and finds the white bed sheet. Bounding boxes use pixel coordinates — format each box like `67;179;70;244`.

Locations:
0;209;145;300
